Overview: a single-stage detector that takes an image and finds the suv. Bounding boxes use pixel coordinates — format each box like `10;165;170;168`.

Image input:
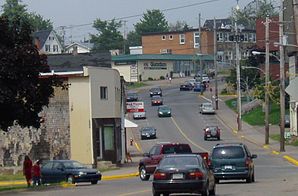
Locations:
210;143;257;183
149;87;162;97
138;143;192;181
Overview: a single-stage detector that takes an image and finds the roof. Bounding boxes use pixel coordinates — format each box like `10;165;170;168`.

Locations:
65;42;94;50
286;77;298;100
112;54;214;62
47;52;111;72
32;30;52;47
142;28;200;36
204;18;232;30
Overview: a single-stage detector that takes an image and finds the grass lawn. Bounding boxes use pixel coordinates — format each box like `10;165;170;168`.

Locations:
225;98;281;126
0;172;23;181
270;134;298;146
0;185;27;192
126;82;146;90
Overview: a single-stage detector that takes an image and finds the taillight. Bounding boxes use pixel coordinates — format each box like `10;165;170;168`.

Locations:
188;171;204;180
245;158;251;167
154;171;168;180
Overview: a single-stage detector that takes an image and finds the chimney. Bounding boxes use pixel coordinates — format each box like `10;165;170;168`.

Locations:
72;45;78;56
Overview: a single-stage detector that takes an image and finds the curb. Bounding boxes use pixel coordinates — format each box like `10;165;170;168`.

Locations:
102;172;139;181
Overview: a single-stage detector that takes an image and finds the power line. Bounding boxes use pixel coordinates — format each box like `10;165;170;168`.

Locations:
56;0;226;30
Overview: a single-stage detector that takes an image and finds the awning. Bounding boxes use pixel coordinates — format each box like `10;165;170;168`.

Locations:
124;119;138;128
286;77;298;100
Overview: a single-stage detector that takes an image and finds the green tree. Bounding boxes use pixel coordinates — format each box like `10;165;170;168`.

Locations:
126;30;141;48
0;16;62;131
1;0;53;31
91;18;124;52
169;20;189;31
231;0;278;29
132;9;169;45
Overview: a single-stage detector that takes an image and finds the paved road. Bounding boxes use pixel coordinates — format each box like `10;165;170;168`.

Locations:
5;78;298;196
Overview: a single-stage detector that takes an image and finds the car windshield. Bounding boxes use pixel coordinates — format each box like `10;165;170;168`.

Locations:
127;93;137;97
63;161;87;169
159;106;170;111
207;127;217;131
162;145;192;154
203;103;212;108
142;127;154;133
212;146;245;159
159;156;201;169
152;96;161;100
151;88;160;92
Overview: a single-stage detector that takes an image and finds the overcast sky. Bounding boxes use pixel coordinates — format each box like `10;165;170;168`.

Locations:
0;0;256;43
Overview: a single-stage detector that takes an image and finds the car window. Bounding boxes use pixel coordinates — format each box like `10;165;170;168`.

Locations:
162;145;192;154
64;161;86;169
212;146;245;159
53;162;64;169
42;161;53;169
159;156;201;168
154;146;161;155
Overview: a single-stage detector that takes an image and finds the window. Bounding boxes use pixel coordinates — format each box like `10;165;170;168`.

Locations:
169;35;173;40
103;126;114;150
48;36;54;40
53;45;59;52
161;35;166;40
179;34;185;44
243;33;248;42
217;32;223;42
100;86;108;99
194;32;200;48
45;44;51;52
249;33;256;42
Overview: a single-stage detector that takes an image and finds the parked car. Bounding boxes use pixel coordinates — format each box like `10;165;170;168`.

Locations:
126;91;138;102
193;82;203;92
152;154;216;196
139;142;192;181
150;87;162;97
180;82;193;91
151;96;163;106
158;105;171;117
210;143;257;183
204;126;220;140
200;102;215;114
41;160;101;184
133;111;146;119
140;126;157;140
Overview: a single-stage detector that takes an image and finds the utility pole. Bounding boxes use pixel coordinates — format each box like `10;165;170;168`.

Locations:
279;0;285;152
235;14;242;132
123;20;127;54
199;13;203;95
265;16;270;145
214;17;219;110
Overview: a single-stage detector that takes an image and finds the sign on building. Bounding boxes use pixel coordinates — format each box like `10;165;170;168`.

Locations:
126;101;144;113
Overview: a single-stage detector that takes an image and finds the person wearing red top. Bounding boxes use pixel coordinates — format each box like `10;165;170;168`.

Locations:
23;155;32;187
32;160;41;186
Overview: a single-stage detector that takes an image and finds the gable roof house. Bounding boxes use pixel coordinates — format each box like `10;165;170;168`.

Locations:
64;41;94;54
33;30;63;54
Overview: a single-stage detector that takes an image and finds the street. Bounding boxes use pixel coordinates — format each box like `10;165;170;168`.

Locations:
3;81;298;196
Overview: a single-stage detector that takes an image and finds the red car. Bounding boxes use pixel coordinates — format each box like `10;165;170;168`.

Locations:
204;126;220;141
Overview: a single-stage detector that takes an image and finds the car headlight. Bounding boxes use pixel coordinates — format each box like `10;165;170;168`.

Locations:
168;111;171;114
150;92;153;94
79;171;87;175
159;112;163;114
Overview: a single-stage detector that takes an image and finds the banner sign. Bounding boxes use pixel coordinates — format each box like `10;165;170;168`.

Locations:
126;101;145;113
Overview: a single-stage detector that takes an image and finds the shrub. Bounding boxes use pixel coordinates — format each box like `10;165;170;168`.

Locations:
160;76;165;80
148;77;153;81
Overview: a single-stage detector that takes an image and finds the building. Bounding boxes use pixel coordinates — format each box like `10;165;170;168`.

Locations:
64;41;94;54
203;18;256;67
112;54;214;82
33;30;63;54
141;29;213;55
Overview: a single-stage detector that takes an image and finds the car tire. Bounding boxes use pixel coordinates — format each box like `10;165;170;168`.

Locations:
209;182;216;195
204;136;207;141
246;173;253;183
139;166;150;181
91;180;98;185
67;175;75;184
252;171;255;182
201;182;210;196
152;188;160;196
217;136;220;140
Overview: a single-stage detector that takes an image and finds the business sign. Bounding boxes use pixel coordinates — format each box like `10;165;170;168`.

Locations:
126;101;145;113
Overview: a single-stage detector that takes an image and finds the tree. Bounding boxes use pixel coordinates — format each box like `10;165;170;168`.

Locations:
230;0;278;29
131;9;169;45
1;0;53;31
91;18;124;52
0;16;61;131
169;20;189;31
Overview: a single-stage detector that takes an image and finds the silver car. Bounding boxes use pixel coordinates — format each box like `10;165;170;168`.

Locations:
200;102;215;114
133;111;146;119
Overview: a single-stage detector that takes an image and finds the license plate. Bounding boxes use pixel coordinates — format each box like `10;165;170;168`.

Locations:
172;173;183;179
147;135;150;137
207;135;211;137
225;165;233;170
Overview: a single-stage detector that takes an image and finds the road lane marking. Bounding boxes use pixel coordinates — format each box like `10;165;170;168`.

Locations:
134;141;143;153
118;189;151;196
171;117;210;153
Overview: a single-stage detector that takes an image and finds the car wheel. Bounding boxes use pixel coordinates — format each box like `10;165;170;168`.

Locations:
67;175;75;184
201;183;210;196
246;173;253;183
162;193;169;196
91;180;98;185
252;171;255;182
152;187;160;196
204;136;207;141
139;166;150;181
209;182;216;195
217;136;220;140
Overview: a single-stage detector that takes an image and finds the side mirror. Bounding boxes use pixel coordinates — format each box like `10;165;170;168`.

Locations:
143;153;150;157
251;154;257;159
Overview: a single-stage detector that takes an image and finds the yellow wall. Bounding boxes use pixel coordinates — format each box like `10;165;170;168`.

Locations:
112;64;132;82
69;77;93;165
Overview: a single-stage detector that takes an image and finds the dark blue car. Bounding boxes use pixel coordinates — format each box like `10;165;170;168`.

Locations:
41;160;101;184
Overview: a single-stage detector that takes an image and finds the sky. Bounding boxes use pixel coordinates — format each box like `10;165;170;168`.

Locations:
0;0;259;43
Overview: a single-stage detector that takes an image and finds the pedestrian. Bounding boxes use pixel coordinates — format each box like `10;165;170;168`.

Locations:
32;160;41;186
169;77;172;83
166;73;169;80
23;155;32;187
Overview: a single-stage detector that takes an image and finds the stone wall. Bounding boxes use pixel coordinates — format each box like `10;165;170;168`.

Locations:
0;87;70;167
